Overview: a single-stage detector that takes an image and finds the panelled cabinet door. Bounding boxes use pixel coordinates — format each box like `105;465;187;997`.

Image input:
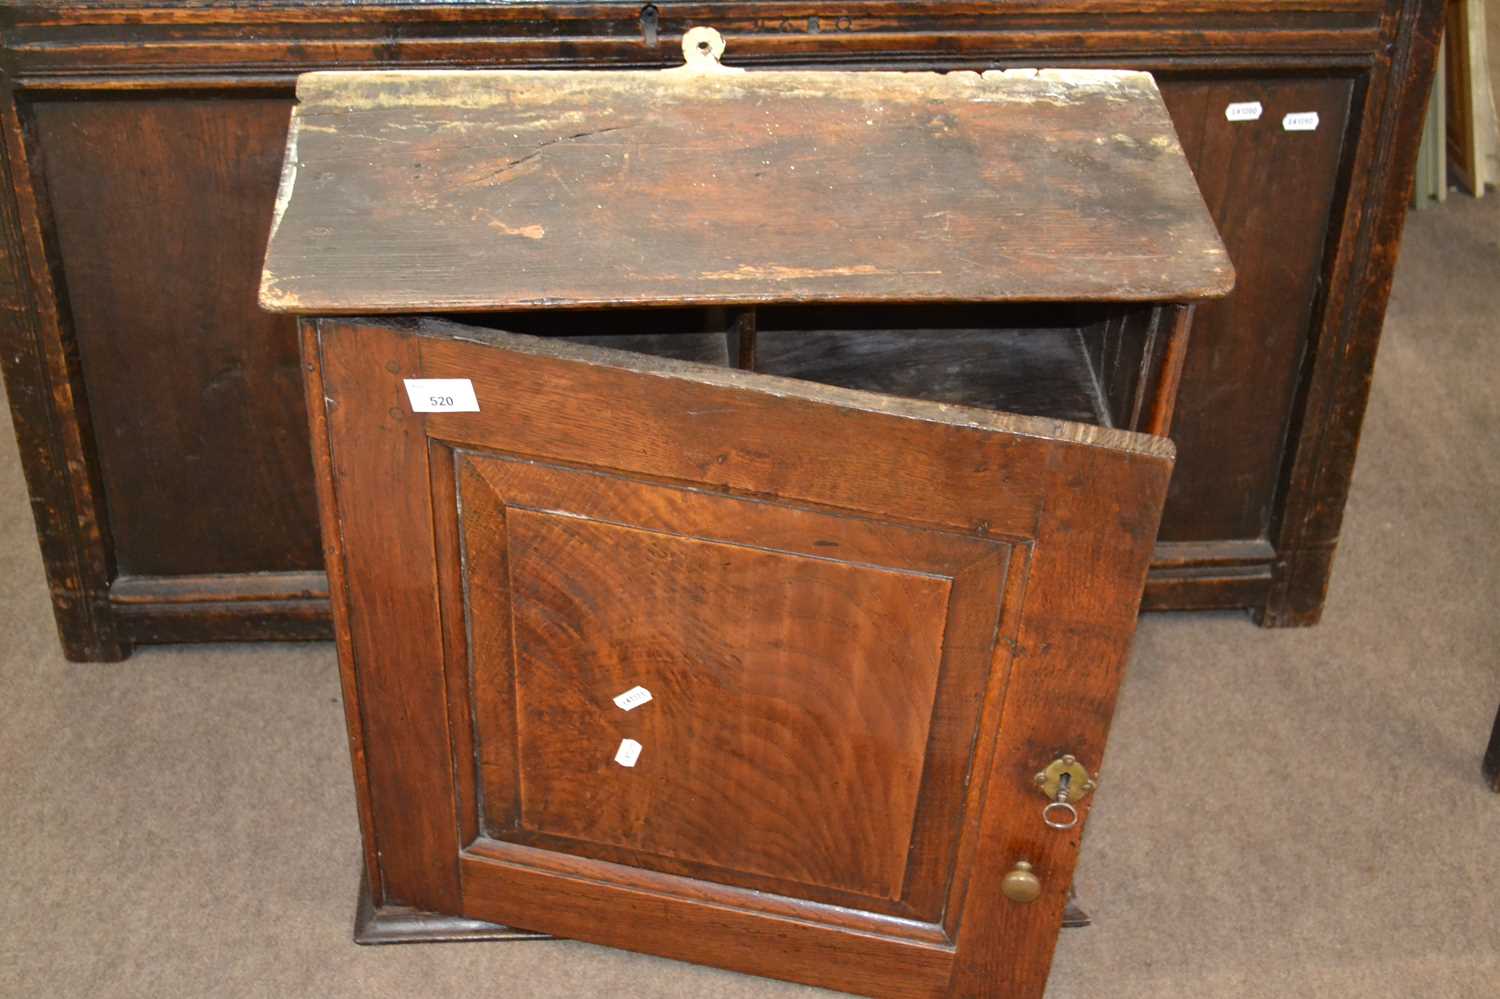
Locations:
308;316;1174;999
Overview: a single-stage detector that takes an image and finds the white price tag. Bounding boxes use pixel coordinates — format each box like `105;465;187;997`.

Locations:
613;686;654;712
403;378;479;413
614;738;643;768
1224;101;1263;122
1282;111;1320;132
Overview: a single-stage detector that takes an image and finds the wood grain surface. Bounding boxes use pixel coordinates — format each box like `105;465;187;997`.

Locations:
1156;76;1353;543
261;65;1232;312
459;449;1013;919
33;96;320;577
312;319;464;916
507;506;949;900
309;315;1174;997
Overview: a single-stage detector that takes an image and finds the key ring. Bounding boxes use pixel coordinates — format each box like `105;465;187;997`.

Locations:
1033;754;1095;832
1042;799;1079;830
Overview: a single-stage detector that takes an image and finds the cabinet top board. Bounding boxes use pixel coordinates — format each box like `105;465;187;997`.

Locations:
260;32;1233;313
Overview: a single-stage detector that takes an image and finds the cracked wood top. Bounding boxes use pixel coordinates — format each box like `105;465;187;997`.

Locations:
260;62;1234;313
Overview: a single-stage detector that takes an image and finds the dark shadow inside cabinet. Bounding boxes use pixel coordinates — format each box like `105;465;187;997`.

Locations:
459;301;1169;431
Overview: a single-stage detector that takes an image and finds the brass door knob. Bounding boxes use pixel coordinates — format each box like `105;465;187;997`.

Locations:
1001;861;1042;904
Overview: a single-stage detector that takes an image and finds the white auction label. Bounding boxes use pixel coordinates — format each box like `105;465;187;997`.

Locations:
1224;101;1263;122
614;738;643;768
613;686;654;712
403;378;479;413
1282;111;1320;132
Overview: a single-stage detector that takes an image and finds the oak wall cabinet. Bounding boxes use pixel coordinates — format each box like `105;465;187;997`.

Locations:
262;53;1224;997
0;0;1444;660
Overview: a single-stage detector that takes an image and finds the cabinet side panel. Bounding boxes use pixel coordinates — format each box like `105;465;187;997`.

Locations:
316;318;462;913
27;94;320;576
299;318;382;903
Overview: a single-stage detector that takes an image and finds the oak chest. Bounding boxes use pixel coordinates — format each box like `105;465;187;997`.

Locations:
0;0;1444;660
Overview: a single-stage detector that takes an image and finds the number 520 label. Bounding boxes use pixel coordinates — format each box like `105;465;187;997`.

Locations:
403;378;480;413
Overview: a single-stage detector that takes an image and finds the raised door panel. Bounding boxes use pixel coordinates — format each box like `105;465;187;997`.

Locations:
25;95;319;576
1156;76;1354;542
460;451;1012;919
312;316;1174;998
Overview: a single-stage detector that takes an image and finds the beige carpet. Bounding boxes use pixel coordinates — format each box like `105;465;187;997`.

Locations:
3;77;1499;999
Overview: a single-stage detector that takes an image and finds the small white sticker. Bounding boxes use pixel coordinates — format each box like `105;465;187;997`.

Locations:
1282;111;1320;132
403;378;479;413
613;686;654;712
1224;101;1263;122
614;738;643;768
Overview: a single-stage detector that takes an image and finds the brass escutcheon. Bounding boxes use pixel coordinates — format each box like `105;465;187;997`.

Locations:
1031;754;1097;803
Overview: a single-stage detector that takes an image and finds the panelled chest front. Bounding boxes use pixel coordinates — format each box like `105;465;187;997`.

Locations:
0;0;1444;658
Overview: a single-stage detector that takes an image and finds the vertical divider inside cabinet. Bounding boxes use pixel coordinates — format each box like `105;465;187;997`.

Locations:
1129;307;1166;432
729;307;757;371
